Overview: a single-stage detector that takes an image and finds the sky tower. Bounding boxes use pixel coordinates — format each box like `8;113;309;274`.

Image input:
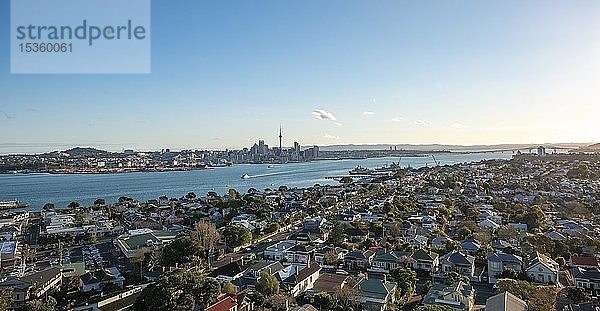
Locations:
278;125;283;154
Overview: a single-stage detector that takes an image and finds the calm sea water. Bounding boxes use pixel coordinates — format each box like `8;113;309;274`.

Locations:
0;152;513;210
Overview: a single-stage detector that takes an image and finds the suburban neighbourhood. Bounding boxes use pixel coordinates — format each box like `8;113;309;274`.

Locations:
0;152;599;311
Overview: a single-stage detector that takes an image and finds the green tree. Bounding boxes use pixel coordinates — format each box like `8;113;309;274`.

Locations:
162;233;203;266
328;222;345;245
94;198;106;206
335;285;361;310
323;250;339;266
528;286;557;311
456;226;473;240
565;286;589;304
57;242;63;265
67;201;80;209
133;269;220;311
443;239;460;253
222;225;252;249
394;268;417;300
495;279;535;300
0;288;13;310
222;281;237;294
24;296;56;311
256;272;280;296
265;222;280;234
339;176;353;184
22;243;31;264
520;206;547;231
42;203;54;211
444;271;470;285
311;292;335;310
195;221;220;261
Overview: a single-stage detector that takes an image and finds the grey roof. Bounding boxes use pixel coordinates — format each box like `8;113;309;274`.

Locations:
80;269;117;285
485;291;527;311
460;239;481;251
572;267;600;280
412;249;438;261
487;252;523;264
441;251;474;266
357;278;396;300
209;260;247;278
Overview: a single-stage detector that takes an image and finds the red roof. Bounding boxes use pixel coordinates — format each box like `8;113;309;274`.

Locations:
572;256;599;267
205;294;237;311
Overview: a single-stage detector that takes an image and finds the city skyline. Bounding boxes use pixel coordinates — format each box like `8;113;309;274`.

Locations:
1;0;599;154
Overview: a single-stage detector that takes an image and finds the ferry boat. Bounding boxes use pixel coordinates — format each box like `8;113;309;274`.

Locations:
349;166;373;175
0;200;29;210
241;174;251;179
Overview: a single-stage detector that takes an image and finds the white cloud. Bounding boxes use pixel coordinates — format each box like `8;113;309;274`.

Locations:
363;111;375;116
323;133;340;140
414;120;431;126
391;116;404;122
451;123;466;129
334;122;343;127
311;109;337;121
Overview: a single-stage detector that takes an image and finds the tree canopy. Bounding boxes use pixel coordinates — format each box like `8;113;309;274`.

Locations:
133;269;220;311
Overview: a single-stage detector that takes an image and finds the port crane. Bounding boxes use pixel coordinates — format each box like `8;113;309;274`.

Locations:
431;154;440;166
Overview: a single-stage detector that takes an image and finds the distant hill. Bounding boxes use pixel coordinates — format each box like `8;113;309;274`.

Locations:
61;147;112;157
576;143;600;152
319;143;590;152
586;143;600;150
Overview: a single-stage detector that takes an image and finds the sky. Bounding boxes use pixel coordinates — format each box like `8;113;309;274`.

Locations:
0;0;599;154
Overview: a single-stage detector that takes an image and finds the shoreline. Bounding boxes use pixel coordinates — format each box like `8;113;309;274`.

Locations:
0;151;501;175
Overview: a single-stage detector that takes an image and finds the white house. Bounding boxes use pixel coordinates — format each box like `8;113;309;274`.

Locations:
525;252;559;285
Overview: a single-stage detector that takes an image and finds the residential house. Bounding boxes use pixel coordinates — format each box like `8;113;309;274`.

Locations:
263;240;296;261
411;235;429;249
285;244;316;264
235;260;284;290
440;251;475;277
571;256;599;270
314;246;345;267
345;228;369;241
485;291;527;311
311;273;351;297
525;252;559;285
344;250;375;271
0;278;30;308
421;281;475;311
370;250;411;273
209;259;248;283
79;268;125;292
571;267;600;297
204;293;254;311
21;267;62;298
411;249;439;273
487;252;523;283
280;262;321;297
357;277;397;311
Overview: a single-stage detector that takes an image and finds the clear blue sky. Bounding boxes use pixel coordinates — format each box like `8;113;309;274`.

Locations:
1;0;598;153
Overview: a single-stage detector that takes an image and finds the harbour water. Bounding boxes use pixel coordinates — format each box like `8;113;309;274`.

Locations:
0;151;513;210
